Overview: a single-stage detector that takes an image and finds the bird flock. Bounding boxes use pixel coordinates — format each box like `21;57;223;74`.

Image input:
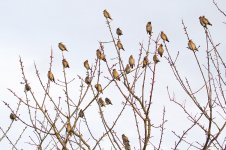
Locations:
45;9;212;149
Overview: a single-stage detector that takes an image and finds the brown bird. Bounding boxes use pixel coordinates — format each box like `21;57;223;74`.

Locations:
125;64;131;74
188;39;198;51
153;54;160;64
129;55;135;68
161;31;169;42
58;42;68;51
199;16;205;27
199;16;212;28
105;98;112;105
117;40;124;51
85;76;91;85
142;56;149;68
24;83;31;91
146;22;152;35
103;9;112;20
48;70;55;82
122;134;130;150
79;109;84;118
96;49;102;59
98;97;106;107
113;69;120;81
10;113;17;121
66;118;73;136
116;28;123;36
84;60;90;70
157;44;164;57
62;59;70;68
95;84;103;93
96;49;106;62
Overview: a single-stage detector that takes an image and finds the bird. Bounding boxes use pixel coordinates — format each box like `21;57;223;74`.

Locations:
103;9;112;20
161;31;169;42
96;49;102;59
129;55;135;68
10;113;17;121
48;71;55;82
125;64;131;74
199;16;212;28
62;59;70;68
58;42;68;51
79;109;84;118
66;119;73;136
24;83;31;91
188;39;198;51
122;134;130;150
96;49;106;62
116;28;123;36
84;60;90;70
199;16;206;27
142;56;149;68
146;22;152;35
157;44;164;57
117;40;124;51
153;54;160;64
113;69;120;81
95;84;103;93
85;76;91;85
98;97;106;107
105;98;112;105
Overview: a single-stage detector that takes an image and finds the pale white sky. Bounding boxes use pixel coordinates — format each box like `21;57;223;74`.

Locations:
0;0;225;149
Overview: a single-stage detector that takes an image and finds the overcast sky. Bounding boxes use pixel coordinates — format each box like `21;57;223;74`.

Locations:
0;0;225;149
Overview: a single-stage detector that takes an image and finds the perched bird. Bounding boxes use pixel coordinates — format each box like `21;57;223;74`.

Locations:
95;84;103;93
79;109;84;118
98;97;106;107
38;145;42;150
161;31;169;42
62;59;70;68
157;44;164;57
96;49;106;62
24;83;31;91
96;49;102;59
10;113;17;121
142;56;149;68
58;42;68;51
153;54;160;64
122;134;130;150
122;134;129;143
103;9;112;20
199;16;212;28
188;39;198;51
85;76;91;85
146;22;152;35
105;98;112;105
66;119;73;136
125;64;131;74
48;71;55;82
84;60;90;70
116;28;123;36
112;69;120;81
129;55;135;68
117;40;124;51
199;16;205;27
